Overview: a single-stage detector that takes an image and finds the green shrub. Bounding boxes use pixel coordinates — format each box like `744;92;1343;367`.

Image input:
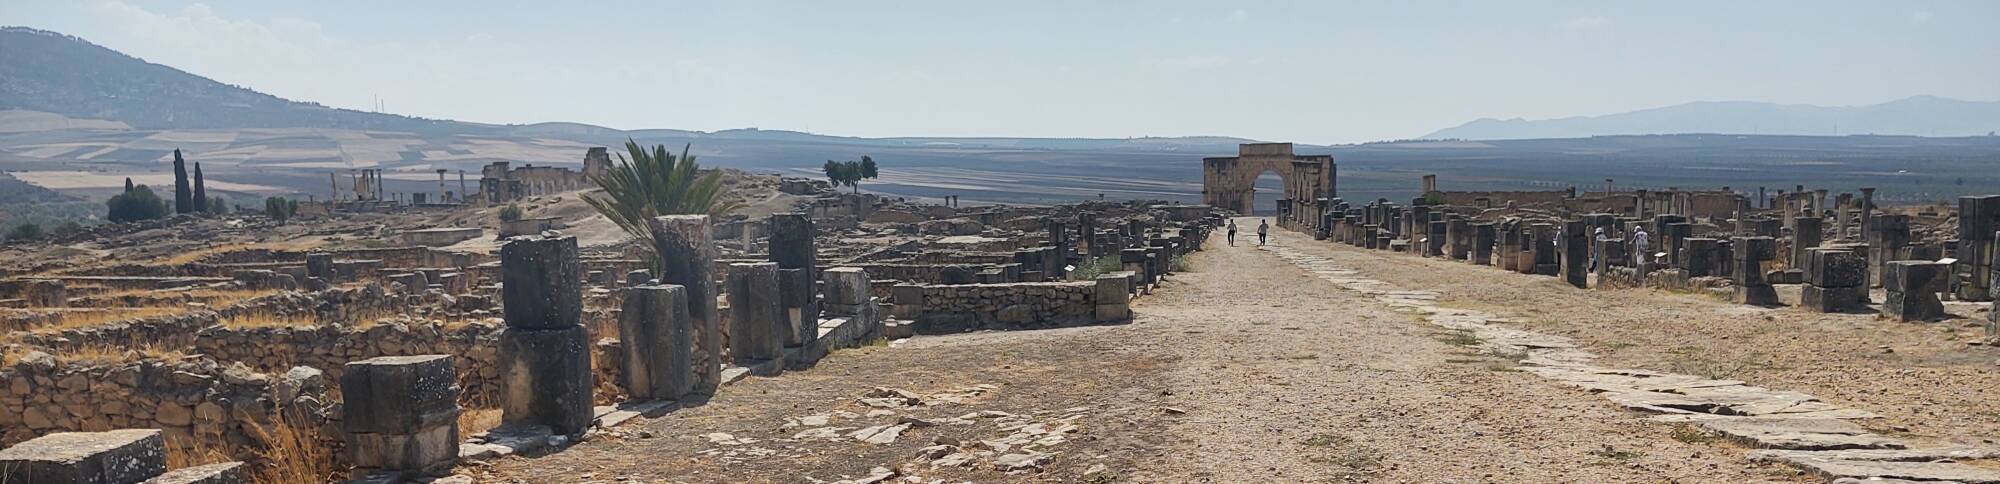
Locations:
106;185;170;222
498;204;524;222
6;222;43;241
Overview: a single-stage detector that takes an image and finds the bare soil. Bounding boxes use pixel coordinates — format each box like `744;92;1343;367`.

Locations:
475;224;1828;483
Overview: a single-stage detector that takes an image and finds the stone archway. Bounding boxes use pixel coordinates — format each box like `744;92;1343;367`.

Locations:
1202;143;1336;218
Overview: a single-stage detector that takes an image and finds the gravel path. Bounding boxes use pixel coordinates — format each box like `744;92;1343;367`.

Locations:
475;224;1806;483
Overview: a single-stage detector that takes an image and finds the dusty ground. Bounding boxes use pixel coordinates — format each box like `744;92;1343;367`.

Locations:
475;222;1820;483
1275;224;2000;450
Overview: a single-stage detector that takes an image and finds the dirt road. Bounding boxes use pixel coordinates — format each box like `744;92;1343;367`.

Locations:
477;223;1804;483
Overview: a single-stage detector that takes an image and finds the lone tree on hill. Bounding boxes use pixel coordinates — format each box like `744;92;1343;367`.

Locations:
822;156;880;194
584;140;743;271
192;162;207;213
171;149;192;214
106;184;169;222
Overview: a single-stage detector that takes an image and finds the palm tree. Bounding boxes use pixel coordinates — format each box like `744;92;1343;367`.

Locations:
585;140;743;266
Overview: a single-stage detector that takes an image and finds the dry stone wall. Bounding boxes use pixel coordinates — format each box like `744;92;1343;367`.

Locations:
0;352;328;451
907;281;1100;332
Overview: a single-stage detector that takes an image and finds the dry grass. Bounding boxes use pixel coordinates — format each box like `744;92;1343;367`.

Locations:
218;310;320;330
242;417;342;483
22;307;181;335
459;407;503;436
54;344;186;366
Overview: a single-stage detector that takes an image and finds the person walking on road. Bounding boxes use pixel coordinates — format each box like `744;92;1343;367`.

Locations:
1257;219;1270;245
1226;220;1239;246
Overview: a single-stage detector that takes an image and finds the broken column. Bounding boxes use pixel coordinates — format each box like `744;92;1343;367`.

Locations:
498;235;594;437
1867;214;1911;288
1883;260;1947;321
1594;237;1626;289
1954;195;2000;302
1802;248;1867;313
650;215;722;394
1731;236;1779;306
1560;220;1589;288
727;262;785;368
768;213;819;348
618;285;693;401
1792;216;1824;271
0;429;166;484
1471;222;1496;266
1529;223;1558;276
342;355;460;476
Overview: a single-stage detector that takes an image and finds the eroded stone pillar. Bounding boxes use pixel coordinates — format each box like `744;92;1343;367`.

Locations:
1884;261;1947;321
1955;196;2000;302
1560;220;1589;288
769;213;819;347
1472;223;1496;265
498;235;593;437
343;355;460;476
727;262;784;366
618;285;693;401
650;215;721;394
1792;217;1823;271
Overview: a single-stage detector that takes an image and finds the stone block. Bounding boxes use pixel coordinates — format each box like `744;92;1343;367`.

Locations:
1806;249;1867;288
143;461;246;484
0;429;165;484
500;236;582;330
821;267;870;307
1883;261;1947;321
778;267;815;348
346;422;459;475
1095;274;1131;305
498;326;594;437
618;285;693;401
342;355;459;434
727;262;785;363
1801;285;1867;313
1960;195;2000;240
1094;303;1130;322
1735;284;1779;306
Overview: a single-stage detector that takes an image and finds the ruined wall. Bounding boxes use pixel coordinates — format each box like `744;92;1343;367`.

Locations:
0;353;326;451
909;281;1099;332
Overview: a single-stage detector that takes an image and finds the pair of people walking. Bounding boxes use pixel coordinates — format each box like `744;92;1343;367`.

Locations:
1226;219;1269;246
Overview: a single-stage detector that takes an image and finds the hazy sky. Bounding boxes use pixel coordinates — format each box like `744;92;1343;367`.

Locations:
5;1;1996;144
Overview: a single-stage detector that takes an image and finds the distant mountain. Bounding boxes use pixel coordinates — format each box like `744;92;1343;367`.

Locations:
1424;96;2000;140
0;26;1281;154
0;27;490;134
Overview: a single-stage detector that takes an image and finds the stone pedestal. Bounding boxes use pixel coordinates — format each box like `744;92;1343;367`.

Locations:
1803;248;1868;312
618;285;693;401
1447;218;1471;260
891;284;924;319
650;215;721;394
1426;220;1447;257
342;355;461;475
728;262;785;365
0;429;165;484
1529;223;1558;276
1732;236;1779;306
1094;274;1132;322
498;326;594;437
1956;196;2000;301
1792;217;1824;270
1883;261;1947;321
822;267;872;316
1867;215;1911;288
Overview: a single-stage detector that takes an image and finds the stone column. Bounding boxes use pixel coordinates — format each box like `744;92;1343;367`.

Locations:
1792;217;1823;271
618;285;693;401
1529;223;1558;276
1472;223;1496;265
768;213;818;348
1866;214;1911;288
1731;236;1779;306
0;429;166;483
650;215;722;394
1955;196;2000;302
727;262;785;367
1560;220;1589;288
1884;261;1947;321
1426;218;1447;257
498;235;593;438
1497;222;1519;270
342;355;460;476
1447;218;1471;261
1859;187;1876;237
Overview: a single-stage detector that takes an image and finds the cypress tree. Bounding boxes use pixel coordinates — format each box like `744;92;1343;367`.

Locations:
171;149;192;214
124;177;134;193
192;162;207;213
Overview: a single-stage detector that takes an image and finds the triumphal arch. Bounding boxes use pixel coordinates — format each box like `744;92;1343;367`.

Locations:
1202;143;1336;229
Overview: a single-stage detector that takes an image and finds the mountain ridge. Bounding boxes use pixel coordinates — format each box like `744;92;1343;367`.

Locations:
1425;96;2000;140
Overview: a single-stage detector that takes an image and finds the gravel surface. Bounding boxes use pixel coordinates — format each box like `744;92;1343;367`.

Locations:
474;224;1828;482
